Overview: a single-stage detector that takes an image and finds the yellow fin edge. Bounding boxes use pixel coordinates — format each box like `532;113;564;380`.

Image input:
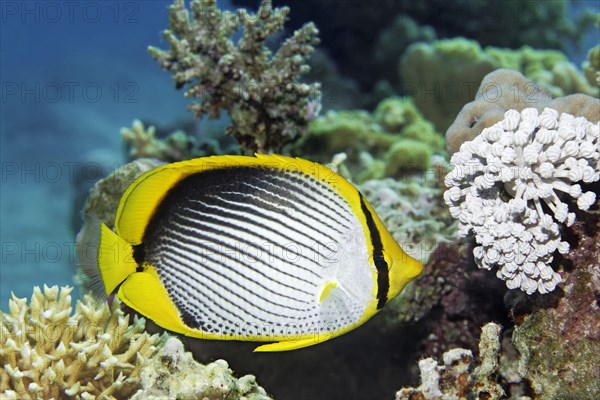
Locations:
114;154;340;245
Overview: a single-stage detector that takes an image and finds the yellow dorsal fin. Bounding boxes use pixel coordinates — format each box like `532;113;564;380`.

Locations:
114;154;342;245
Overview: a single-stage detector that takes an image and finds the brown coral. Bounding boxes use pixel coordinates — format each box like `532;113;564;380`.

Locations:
446;69;600;154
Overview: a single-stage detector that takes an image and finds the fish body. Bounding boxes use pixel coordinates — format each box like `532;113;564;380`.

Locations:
78;154;422;351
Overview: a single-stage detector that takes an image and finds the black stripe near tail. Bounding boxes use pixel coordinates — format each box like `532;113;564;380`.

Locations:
359;195;389;309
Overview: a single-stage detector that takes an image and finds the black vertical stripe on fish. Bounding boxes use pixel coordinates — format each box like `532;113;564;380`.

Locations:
359;194;389;310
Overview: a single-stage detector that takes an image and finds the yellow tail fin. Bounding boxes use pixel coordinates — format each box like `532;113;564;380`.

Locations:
76;216;138;298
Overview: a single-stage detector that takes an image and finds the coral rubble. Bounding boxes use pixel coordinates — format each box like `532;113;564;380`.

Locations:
1;286;162;399
131;337;271;400
149;0;321;153
396;323;505;400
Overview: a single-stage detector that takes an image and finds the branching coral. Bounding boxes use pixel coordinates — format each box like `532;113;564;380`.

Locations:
149;0;321;153
444;108;600;294
1;285;163;399
121;119;197;162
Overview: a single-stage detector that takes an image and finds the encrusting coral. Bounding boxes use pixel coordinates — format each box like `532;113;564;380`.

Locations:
444;108;600;294
149;0;321;153
446;69;600;155
1;285;163;399
396;323;505;400
511;205;600;399
401;39;599;133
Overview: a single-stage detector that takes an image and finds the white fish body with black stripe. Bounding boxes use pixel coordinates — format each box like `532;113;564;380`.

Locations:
77;154;422;351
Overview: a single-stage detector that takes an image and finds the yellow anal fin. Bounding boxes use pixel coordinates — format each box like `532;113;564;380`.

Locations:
117;266;192;337
253;337;327;352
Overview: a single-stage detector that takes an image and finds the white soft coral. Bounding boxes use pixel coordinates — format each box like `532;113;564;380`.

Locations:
444;107;599;294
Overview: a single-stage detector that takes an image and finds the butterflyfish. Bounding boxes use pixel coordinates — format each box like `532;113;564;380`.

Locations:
78;154;422;352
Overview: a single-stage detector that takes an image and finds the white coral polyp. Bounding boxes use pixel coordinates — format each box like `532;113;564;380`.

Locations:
444;107;599;294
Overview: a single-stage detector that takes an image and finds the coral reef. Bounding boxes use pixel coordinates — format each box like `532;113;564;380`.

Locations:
400;38;497;132
401;39;599;132
511;206;600;399
121;119;199;163
80;158;164;229
1;285;163;399
131;337;271;400
234;0;595;92
382;242;509;357
485;45;599;98
149;0;321;153
446;69;600;154
293;96;446;182
444;108;600;294
396;323;505;400
374;15;436;88
359;176;456;265
304;49;364;111
583;44;600;87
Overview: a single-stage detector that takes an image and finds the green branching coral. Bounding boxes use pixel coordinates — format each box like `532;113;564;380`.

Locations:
1;286;163;400
149;0;321;153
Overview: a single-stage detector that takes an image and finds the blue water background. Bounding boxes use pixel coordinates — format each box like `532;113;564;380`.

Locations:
0;0;598;307
1;1;194;305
